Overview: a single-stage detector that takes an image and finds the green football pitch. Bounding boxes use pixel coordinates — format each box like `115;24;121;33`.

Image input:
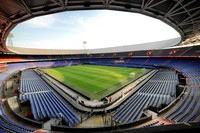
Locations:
43;65;150;101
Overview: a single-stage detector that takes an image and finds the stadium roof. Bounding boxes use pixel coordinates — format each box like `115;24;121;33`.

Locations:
7;38;180;55
0;0;200;53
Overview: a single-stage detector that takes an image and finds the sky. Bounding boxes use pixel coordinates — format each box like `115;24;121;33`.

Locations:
8;10;180;49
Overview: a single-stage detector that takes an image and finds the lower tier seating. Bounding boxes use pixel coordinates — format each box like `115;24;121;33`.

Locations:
0;58;199;132
19;70;81;126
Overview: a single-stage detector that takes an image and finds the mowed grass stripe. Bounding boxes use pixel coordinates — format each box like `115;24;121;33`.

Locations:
44;69;103;97
45;65;144;100
62;67;128;84
67;65;137;82
44;65;150;100
61;73;106;94
58;69;114;93
61;65;138;88
52;65;131;87
60;67;119;83
79;65;136;75
45;67;116;98
51;67;118;88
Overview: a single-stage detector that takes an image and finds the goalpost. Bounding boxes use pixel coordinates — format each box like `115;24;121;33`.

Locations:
130;72;136;78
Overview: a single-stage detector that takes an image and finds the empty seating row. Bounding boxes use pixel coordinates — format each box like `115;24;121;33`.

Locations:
164;59;200;123
20;70;41;79
113;94;150;123
127;58;148;65
0;60;79;132
52;60;77;67
0;57;199;132
145;58;170;66
138;81;177;96
0;107;34;133
149;70;178;81
19;70;81;126
20;91;81;126
33;62;54;68
0;67;35;132
140;121;165;128
164;86;199;122
112;70;178;124
20;79;52;93
20;70;52;93
0;64;6;72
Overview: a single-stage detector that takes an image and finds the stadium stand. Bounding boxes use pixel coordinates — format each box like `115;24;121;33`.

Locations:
0;55;23;63
1;20;200;132
0;64;6;72
163;59;200;123
19;70;81;126
0;61;81;132
112;69;178;124
0;50;199;132
0;65;35;132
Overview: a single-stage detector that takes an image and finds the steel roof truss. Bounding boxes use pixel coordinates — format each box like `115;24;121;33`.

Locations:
179;9;200;26
169;0;196;16
164;0;184;18
19;0;32;14
170;6;200;17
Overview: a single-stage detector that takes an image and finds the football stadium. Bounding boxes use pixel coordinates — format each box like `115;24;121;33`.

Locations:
0;0;200;133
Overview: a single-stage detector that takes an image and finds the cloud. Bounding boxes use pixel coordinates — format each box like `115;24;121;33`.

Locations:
24;14;56;28
78;11;180;48
12;10;180;50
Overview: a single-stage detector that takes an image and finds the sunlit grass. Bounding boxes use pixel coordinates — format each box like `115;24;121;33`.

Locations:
44;65;149;101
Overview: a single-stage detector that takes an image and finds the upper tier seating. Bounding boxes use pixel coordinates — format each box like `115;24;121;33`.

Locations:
0;55;23;63
0;64;6;72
